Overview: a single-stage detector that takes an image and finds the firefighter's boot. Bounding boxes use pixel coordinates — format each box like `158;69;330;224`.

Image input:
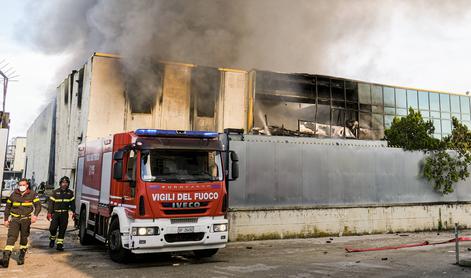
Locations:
18;249;26;265
49;239;55;248
56;243;64;251
2;251;11;268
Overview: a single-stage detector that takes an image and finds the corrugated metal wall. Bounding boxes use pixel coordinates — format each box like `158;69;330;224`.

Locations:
228;135;471;208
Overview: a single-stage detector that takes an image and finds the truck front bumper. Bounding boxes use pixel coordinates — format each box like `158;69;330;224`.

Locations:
125;216;228;254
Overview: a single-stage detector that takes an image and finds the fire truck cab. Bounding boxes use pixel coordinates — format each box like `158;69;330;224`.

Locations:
75;129;239;262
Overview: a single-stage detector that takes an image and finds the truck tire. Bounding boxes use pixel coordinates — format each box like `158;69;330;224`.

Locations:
193;248;219;258
108;219;131;263
79;209;93;245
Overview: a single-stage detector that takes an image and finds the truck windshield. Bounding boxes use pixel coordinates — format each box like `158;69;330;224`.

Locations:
141;150;223;183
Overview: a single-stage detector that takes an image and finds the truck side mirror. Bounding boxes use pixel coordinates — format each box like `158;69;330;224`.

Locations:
113;161;123;180
229;151;239;181
114;150;124;160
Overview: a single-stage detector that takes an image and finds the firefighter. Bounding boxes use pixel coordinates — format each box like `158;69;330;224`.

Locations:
47;176;76;251
2;178;41;268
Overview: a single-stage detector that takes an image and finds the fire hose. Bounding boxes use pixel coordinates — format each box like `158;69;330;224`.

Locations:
345;236;471;253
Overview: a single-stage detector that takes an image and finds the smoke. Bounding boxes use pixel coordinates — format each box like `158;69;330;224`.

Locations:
17;0;471;104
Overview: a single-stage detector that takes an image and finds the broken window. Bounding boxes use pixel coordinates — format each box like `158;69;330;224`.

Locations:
125;63;163;114
192;66;221;117
317;76;330;99
331;79;344;101
345;81;358;102
64;78;69;105
77;68;84;109
254;95;316;134
256;71;314;99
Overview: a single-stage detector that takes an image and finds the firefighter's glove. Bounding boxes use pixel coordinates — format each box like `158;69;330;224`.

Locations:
47;213;52;221
31;215;38;223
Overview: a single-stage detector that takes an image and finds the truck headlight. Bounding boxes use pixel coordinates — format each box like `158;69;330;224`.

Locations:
213;224;227;232
131;227;159;236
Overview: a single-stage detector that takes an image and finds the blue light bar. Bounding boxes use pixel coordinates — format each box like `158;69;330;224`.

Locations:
135;129;218;138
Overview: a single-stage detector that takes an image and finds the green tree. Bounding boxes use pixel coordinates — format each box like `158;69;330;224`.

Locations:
384;108;441;151
385;109;471;195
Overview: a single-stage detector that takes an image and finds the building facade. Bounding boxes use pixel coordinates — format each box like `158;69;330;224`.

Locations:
251;71;471;140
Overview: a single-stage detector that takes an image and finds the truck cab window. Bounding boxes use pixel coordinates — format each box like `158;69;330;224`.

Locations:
141;150;223;183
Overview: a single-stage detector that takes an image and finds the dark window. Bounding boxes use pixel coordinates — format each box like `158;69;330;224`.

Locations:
317;77;330;99
64;78;69;105
192;66;221;117
125;64;163;113
345;81;358;102
77;68;84;109
331;79;345;101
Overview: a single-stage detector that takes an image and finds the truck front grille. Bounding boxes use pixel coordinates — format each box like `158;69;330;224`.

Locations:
164;232;205;243
170;218;198;224
163;209;207;215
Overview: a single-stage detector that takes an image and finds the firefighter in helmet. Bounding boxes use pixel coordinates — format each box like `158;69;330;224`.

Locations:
2;178;41;268
47;176;76;251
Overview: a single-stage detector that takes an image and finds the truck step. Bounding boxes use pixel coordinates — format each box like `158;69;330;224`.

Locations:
87;220;95;225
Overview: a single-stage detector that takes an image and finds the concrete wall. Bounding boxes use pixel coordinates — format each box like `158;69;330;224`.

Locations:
25;102;55;186
12;137;26;173
227;203;471;240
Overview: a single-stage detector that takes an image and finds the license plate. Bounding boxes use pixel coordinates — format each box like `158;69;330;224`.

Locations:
177;226;194;233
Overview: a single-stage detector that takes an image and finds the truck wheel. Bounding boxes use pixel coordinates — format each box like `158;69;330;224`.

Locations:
193;248;219;258
108;219;131;263
79;209;93;245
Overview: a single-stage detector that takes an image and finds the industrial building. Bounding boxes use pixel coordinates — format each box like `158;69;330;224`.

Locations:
26;52;471;187
24;53;471;238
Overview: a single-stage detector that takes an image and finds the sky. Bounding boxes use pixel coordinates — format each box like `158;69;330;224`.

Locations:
2;1;471;140
0;2;68;139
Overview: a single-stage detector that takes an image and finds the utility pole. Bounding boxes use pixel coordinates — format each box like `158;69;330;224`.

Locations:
0;60;18;128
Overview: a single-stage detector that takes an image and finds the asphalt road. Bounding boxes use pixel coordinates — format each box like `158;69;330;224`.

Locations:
1;210;471;277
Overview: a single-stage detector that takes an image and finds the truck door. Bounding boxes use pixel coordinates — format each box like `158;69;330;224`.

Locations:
123;150;137;209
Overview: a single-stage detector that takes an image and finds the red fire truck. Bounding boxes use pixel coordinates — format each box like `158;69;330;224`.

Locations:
74;129;239;262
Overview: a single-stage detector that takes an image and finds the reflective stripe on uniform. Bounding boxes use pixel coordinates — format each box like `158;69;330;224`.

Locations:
50;197;74;202
4;245;14;251
56;239;64;244
10;212;32;218
49;235;56;240
19;245;28;249
54;210;68;212
6;199;11;203
12;202;33;207
33;198;40;203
